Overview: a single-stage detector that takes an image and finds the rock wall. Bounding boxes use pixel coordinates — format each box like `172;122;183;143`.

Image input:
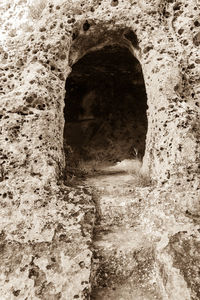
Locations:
0;0;199;299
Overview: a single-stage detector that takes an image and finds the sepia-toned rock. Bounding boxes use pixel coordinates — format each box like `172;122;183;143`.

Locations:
0;0;199;299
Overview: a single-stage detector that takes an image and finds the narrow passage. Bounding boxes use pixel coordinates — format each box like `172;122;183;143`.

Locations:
64;45;158;299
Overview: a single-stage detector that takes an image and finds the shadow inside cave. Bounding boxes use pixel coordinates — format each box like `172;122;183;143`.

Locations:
64;45;148;177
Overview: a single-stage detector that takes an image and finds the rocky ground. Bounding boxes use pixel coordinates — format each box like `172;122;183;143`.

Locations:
85;169;160;299
67;159;200;300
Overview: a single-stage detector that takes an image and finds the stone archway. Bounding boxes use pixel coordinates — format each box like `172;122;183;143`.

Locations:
62;23;152;179
64;44;148;176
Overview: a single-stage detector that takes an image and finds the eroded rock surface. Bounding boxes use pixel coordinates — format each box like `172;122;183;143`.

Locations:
0;0;199;299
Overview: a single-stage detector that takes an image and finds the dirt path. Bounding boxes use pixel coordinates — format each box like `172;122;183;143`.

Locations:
82;165;161;300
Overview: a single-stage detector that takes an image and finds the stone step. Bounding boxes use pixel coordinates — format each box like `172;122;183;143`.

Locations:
84;171;161;299
90;226;162;300
85;172;147;228
94;194;144;228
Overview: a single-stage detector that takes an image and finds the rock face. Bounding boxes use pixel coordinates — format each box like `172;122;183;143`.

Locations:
0;0;199;299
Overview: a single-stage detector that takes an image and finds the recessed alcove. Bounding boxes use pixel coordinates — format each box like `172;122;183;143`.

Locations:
64;45;148;173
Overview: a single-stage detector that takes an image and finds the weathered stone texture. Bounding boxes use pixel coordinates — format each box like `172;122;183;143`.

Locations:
0;0;199;299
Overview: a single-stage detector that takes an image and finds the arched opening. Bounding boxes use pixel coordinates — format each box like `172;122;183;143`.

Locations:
64;45;148;176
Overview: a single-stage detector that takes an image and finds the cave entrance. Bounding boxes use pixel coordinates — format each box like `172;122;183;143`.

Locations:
64;45;148;175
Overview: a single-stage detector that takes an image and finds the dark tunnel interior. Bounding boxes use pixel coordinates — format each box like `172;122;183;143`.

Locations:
64;45;148;172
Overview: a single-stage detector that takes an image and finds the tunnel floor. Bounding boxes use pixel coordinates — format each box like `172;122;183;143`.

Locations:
64;45;147;176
